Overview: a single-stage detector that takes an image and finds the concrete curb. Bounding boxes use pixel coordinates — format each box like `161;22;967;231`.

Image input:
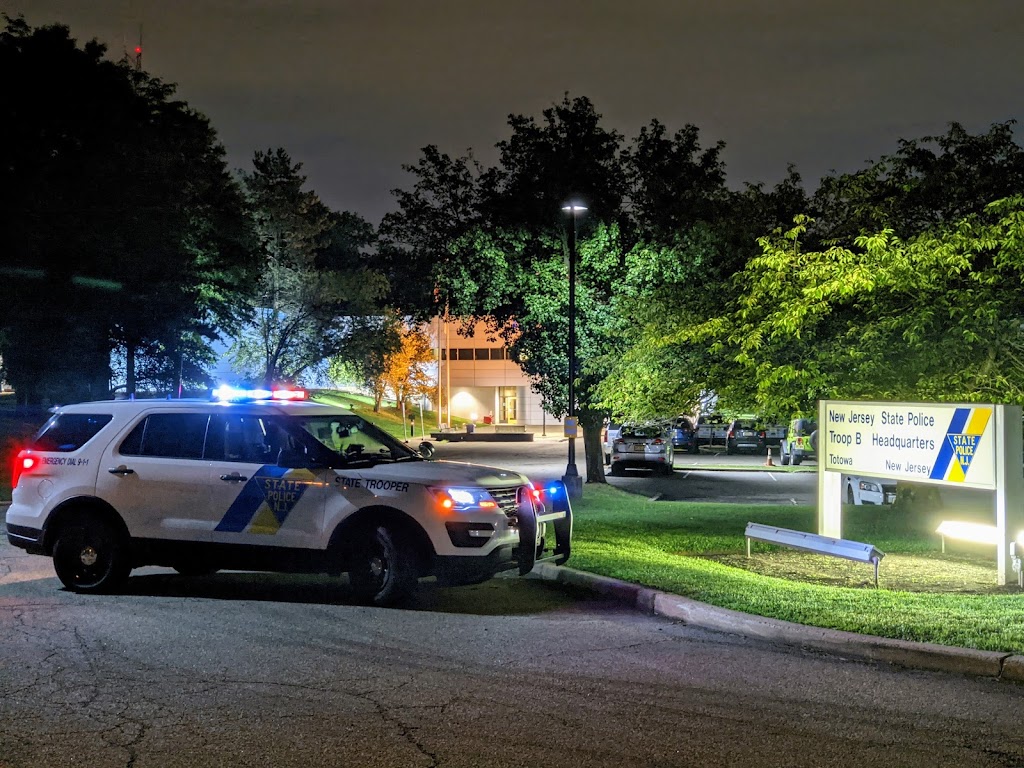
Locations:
532;562;1024;682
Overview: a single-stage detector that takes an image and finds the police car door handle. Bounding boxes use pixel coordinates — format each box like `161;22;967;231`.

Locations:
220;472;248;482
108;466;135;476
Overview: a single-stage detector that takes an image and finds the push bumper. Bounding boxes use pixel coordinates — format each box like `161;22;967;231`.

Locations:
515;481;572;576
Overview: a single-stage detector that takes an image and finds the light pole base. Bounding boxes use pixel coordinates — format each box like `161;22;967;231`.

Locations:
561;472;583;500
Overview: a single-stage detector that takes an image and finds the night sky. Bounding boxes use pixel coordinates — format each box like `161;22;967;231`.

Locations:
6;0;1024;223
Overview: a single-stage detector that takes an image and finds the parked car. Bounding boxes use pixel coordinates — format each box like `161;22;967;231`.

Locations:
669;415;699;454
843;475;897;505
694;413;729;447
725;418;767;455
778;418;818;465
602;421;623;465
608;422;674;476
761;422;787;446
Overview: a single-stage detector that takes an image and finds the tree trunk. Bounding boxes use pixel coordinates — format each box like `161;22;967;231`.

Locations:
580;406;607;484
126;343;136;397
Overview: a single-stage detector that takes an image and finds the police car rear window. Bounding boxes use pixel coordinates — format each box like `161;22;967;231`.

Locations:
31;414;113;452
119;413;210;459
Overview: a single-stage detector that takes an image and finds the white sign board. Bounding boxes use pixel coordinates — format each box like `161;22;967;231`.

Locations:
822;401;996;490
817;400;1023;585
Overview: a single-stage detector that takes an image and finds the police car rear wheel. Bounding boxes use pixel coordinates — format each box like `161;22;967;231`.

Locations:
53;516;130;594
348;525;417;606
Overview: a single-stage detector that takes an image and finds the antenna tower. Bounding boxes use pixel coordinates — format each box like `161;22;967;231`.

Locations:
133;24;142;71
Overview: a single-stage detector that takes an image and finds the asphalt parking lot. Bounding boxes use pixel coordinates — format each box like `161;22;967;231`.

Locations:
425;436;817;504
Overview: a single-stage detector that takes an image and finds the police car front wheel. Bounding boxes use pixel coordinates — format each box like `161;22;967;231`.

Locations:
52;515;131;594
347;525;418;607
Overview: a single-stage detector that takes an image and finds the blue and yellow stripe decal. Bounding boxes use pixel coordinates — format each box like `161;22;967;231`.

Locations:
215;465;317;535
928;407;991;483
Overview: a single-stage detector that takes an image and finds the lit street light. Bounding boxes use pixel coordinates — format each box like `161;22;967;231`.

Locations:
561;200;586;499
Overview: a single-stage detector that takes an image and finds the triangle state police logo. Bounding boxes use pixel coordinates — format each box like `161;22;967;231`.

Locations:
946;433;979;474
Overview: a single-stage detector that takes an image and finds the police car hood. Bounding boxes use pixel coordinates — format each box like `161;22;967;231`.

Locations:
356;460;529;487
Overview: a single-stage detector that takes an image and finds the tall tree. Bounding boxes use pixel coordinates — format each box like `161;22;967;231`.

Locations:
0;16;254;404
230;149;385;387
378;146;484;319
683;196;1024;416
811;121;1024;244
379;323;434;412
327;314;403;412
451;95;630;484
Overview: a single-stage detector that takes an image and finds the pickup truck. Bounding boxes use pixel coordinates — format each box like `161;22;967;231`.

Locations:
695;415;729;447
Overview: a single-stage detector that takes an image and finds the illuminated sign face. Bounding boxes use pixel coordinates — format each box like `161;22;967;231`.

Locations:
823;401;996;489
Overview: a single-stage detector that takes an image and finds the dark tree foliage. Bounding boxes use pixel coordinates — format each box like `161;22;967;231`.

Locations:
378;146;483;321
811;121;1024;244
622;120;730;240
0;16;255;404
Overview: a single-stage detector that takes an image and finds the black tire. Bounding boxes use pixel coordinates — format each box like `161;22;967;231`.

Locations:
726;441;735;455
609;463;624;477
347;524;418;607
792;454;803;466
603;452;611;466
778;446;789;466
52;515;130;594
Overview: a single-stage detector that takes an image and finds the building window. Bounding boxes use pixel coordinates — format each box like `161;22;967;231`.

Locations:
440;347;510;360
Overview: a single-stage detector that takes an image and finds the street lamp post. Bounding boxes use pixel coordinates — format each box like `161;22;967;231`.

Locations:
561;201;586;499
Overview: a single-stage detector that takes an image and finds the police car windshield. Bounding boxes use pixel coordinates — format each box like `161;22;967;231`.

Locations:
289;414;420;465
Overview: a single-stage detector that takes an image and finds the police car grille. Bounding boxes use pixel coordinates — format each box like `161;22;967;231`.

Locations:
487;486;522;518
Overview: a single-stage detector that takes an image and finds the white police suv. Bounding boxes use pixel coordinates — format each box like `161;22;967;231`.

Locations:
5;388;571;606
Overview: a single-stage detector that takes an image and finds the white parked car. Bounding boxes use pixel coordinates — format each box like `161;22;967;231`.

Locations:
843;474;897;505
6;388;571;606
601;421;623;465
608;422;674;476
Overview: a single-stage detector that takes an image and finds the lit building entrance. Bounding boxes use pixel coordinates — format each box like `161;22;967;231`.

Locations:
499;387;517;424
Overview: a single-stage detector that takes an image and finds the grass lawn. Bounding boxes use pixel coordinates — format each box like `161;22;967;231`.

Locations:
570;484;1024;654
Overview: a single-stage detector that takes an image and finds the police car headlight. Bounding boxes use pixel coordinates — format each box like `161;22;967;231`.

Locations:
428;486;499;512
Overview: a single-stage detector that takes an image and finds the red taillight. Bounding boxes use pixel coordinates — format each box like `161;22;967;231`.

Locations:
271;389;307;400
12;450;38;490
653;438;663;445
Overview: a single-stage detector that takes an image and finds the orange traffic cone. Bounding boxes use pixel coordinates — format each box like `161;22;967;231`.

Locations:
765;447;774;467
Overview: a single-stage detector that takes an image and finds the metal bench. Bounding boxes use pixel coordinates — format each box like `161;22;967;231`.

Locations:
744;522;884;587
